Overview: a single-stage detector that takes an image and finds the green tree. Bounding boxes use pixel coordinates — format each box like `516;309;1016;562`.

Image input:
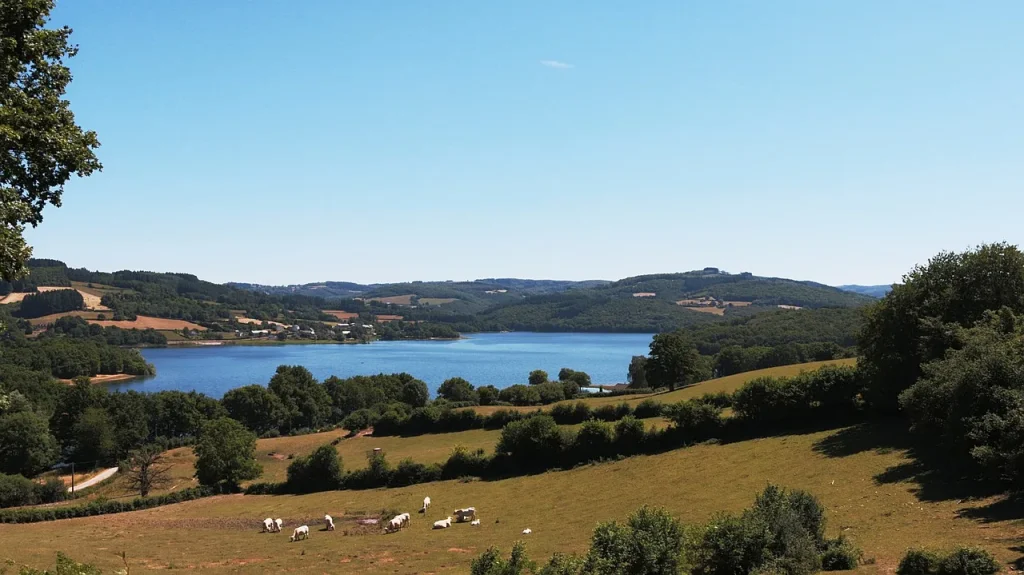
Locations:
267;365;331;432
583;505;685;575
71;407;116;464
401;379;429;407
221;384;284;435
528;369;549;386
0;410;59;476
627;356;648;388
646;333;705;391
0;0;102;281
558;368;577;382
285;443;343;493
859;243;1024;412
471;541;535;575
438;377;476;402
477;385;500;406
193;417;261;488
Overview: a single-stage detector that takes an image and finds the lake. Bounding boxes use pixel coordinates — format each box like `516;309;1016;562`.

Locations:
111;332;654;397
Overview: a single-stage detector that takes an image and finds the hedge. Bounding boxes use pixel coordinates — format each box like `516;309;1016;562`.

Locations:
0;485;228;524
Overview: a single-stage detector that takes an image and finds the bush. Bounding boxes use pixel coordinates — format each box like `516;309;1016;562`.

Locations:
571;420;614;463
614;416;647;455
500;384;542;406
0;485;220;524
551;402;592;425
821;536;862;571
664;400;724;439
732;376;812;424
633;398;663;419
694;391;734;409
594;403;632;422
583;506;685;575
443;445;490;479
937;548;1000;575
898;550;943;575
477;385;500;406
341;408;376;432
484;409;527;430
0;472;37;508
495;415;571;470
535;382;566;404
285;444;343;493
390;459;442;487
471;541;534;575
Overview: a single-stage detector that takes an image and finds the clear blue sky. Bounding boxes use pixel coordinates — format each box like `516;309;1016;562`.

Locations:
26;0;1024;286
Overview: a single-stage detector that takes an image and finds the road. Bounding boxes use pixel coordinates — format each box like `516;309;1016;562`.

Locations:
68;467;119;493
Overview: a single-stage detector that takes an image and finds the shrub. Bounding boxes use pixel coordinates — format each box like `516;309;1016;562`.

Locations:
694;391;733;409
535;382;566;404
471;541;535;575
0;485;220;524
341;409;376;432
664;400;723;439
937;547;1000;575
500;384;542;406
732;376;812;425
633;398;664;419
285;444;343;493
583;506;685;575
897;549;943;575
551;402;592;425
821;536;862;571
0;472;37;508
484;409;527;430
539;553;585;575
614;416;647;455
495;415;571;470
572;420;614;463
443;445;490;479
390;459;442;487
594;403;631;422
477;385;500;406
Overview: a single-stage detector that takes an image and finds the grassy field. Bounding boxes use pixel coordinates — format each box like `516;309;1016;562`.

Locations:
2;420;1021;574
91;316;207;331
418;298;458;306
472;359;857;415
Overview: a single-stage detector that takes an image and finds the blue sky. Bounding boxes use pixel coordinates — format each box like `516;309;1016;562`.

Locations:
26;1;1024;286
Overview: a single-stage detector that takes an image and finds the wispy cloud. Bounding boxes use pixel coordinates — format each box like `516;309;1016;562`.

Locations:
540;60;573;69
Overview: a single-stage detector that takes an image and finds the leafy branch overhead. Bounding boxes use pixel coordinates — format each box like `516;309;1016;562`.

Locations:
1;0;101;281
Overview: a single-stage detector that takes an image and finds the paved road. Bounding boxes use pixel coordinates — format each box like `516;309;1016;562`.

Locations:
68;467;119;493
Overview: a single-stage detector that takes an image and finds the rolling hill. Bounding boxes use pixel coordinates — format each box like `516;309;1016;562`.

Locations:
837;284;893;298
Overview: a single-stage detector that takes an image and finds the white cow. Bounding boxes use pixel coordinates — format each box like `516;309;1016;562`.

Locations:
522;528;532;535
274;518;283;533
454;507;476;523
384;517;403;534
433;517;453;529
398;512;410;528
421;496;431;513
325;514;335;531
262;518;274;532
471;519;481;526
290;525;309;542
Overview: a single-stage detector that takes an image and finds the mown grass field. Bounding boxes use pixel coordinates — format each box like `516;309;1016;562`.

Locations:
2;420;1021;574
472;359;858;415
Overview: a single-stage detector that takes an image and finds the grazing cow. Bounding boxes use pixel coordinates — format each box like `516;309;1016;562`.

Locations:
470;519;481;526
325;514;335;531
454;507;476;523
522;528;532;535
398;512;410;528
433;517;453;529
384;517;403;534
290;525;310;542
274;518;283;533
262;518;274;532
420;496;431;513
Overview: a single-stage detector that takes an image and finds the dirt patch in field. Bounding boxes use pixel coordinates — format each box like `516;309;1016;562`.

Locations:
374;314;404;322
680;305;725;315
28;310;103;326
58;374;138;385
90;316;207;330
37;286;109;310
324;310;359;320
368;295;414;306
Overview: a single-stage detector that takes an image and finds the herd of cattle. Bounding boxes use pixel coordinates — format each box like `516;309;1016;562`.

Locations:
260;496;533;541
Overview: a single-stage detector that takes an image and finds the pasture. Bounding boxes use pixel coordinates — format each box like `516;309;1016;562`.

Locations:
368;294;415;305
90;316;207;331
2;421;1021;574
418;297;458;306
323;310;359;320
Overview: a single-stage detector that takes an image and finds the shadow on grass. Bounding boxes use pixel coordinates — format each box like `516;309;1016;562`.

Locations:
812;419;1021;524
1010;546;1024;571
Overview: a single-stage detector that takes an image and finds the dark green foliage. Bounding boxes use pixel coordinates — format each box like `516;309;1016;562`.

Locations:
471;541;535;575
898;550;943;575
0;410;59;476
582;506;686;575
443;445;489;479
341;408;376;432
71;407;116;464
268;365;332;432
693;485;832;575
627;355;648;388
43;315;167;345
285;444;343;493
594;402;633;422
438;377;477;402
193;417;261;488
664;401;723;439
535;381;566;404
937;547;1001;575
500;384;542;406
495;415;570;470
551;401;593;425
820;536;862;571
732;377;811;425
389;458;442;487
222;385;284;436
572;419;615;463
477;385;500;406
529;369;549;385
0;473;64;509
647;333;709;391
15;289;83;318
860;243;1024;412
0;485;220;524
898;548;1000;575
401;379;430;407
17;552;103;575
633;398;664;419
614;416;647;455
899;310;1024;486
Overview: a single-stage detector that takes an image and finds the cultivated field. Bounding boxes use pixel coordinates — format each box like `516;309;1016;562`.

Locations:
235;316;288;329
471;359;857;415
2;421;1021;574
0;286;110;310
368;294;414;305
418;298;458;306
90;316;207;331
324;310;359;320
27;310;104;327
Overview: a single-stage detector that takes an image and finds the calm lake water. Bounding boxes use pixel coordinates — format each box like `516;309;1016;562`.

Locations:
112;332;653;397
